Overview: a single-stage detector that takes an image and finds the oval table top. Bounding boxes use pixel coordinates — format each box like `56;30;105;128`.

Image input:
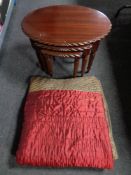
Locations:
22;5;111;46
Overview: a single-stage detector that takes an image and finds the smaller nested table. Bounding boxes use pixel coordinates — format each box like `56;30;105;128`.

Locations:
22;5;111;77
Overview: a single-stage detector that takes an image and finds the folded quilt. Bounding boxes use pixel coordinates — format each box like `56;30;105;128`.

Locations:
16;76;117;169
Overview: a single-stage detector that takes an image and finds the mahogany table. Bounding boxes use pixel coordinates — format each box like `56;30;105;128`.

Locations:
22;5;111;77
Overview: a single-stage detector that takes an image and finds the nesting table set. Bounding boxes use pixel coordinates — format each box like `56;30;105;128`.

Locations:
22;5;111;77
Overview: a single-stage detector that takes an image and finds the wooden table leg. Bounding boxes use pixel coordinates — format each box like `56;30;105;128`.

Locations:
44;54;53;77
35;49;47;70
81;49;91;76
87;40;100;73
73;58;80;78
30;39;47;71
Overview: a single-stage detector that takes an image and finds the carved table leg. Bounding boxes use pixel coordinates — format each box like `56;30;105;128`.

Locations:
36;49;47;70
30;39;46;71
73;58;80;78
87;40;100;73
44;54;53;77
81;49;91;76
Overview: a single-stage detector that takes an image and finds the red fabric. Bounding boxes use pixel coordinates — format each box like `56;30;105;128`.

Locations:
16;90;114;169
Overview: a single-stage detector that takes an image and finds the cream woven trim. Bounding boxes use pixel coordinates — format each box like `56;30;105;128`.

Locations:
29;76;102;92
97;80;118;160
29;76;118;159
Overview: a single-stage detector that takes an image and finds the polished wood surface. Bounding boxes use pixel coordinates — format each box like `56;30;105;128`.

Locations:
22;5;111;77
73;58;80;77
22;5;111;46
31;39;91;77
87;40;100;72
31;39;92;77
81;49;91;76
41;49;82;58
32;41;92;51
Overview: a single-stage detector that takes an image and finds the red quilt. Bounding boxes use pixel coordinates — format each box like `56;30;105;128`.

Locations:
16;90;114;168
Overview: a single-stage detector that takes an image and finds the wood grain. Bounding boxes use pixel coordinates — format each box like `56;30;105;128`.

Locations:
22;5;111;46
